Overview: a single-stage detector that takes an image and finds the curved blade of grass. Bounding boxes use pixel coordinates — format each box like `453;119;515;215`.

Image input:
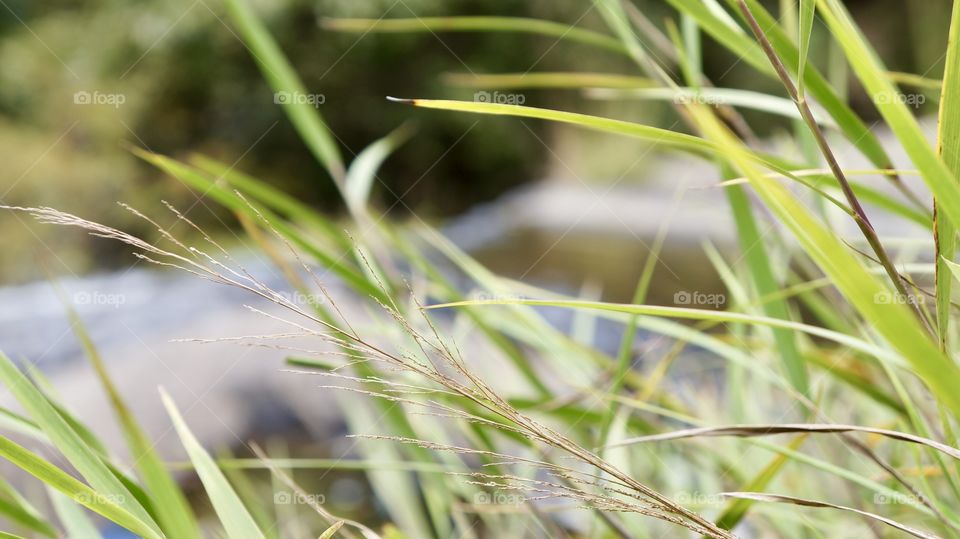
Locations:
797;0;815;98
717;0;900;177
134;149;385;301
319;521;345;539
345;122;414;215
442;72;656;90
425;298;903;367
187;154;350;250
715;435;807;530
0;434;161;539
160;388;266;539
0;491;56;537
725;166;808;394
224;0;344;184
817;0;960;228
53;283;201;539
587;86;834;127
935;0;960;351
49;488;100;539
321;17;627;54
720;492;938;539
687;105;960;419
608;424;960;461
387;97;717;154
0;353;159;534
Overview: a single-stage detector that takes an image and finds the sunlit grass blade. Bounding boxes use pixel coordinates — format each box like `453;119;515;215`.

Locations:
720;492;938;539
687;105;960;419
816;0;960;229
133;148;386;301
425;298;901;367
321;17;627;54
693;0;900;177
161;388;266;539
52;283;201;539
223;0;344;184
48;488;100;538
608;424;960;461
586;86;833;126
345;122;414;216
715;435;807;530
0;486;56;537
442;72;656;89
0;434;162;539
935;0;960;350
0;353;159;534
387;97;717;154
798;0;815;98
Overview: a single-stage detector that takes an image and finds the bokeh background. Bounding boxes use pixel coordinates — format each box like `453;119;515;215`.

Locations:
1;0;952;283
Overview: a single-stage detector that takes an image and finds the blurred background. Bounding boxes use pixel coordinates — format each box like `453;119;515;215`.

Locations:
0;0;952;283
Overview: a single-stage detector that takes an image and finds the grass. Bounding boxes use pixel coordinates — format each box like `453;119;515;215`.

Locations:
2;0;960;537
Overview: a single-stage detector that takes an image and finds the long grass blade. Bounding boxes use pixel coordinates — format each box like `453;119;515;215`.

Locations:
161;389;266;539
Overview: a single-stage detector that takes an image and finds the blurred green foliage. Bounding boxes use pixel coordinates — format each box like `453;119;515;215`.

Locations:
0;0;955;282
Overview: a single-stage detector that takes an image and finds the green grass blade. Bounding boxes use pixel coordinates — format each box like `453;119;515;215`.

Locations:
698;0;898;174
817;0;960;228
0;353;159;534
798;0;815;98
223;0;344;184
726;178;808;394
442;72;655;90
388;97;717;154
49;488;101;539
134;149;386;301
321;17;627;54
160;389;266;539
54;286;201;539
0;494;57;537
345;122;414;215
936;0;960;350
690;105;960;419
0;434;162;539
